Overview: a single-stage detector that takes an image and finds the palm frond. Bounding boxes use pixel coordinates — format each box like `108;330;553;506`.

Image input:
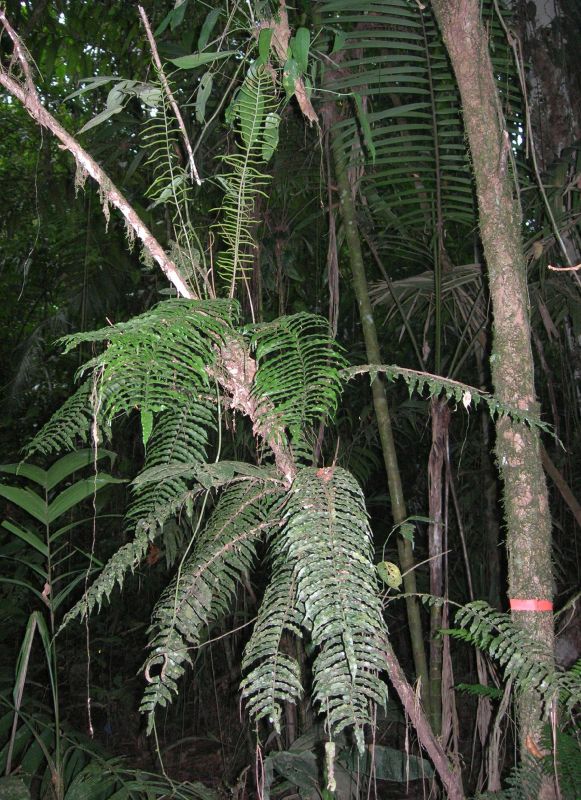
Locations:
319;0;475;256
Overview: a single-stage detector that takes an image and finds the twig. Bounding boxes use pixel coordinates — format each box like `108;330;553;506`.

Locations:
0;11;194;299
548;263;581;272
138;5;201;186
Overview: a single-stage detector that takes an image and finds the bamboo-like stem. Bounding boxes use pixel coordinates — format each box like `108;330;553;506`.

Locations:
325;110;431;717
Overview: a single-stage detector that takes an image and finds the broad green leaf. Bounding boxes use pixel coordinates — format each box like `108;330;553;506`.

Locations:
198;7;221;50
2;521;48;558
282;57;300;100
47;475;125;524
0;486;46;525
377;561;402;589
169;50;235;70
46;448;116;491
258;28;273;63
64;75;117;101
262;112;280;161
195;72;213;124
106;80;136;110
134;83;162;108
331;30;346;54
290;27;310;73
78;106;122;135
0;463;47;488
171;0;188;31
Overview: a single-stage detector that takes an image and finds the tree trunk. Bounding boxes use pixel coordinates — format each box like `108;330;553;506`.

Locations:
431;0;555;768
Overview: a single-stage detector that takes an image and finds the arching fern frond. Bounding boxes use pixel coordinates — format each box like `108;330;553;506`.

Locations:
249;313;347;460
61;299;236;445
241;552;304;731
343;363;555;437
25;381;101;456
140;481;283;731
213;63;280;295
282;467;389;751
446;601;581;717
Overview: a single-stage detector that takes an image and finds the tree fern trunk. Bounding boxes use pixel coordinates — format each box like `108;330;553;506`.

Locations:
431;0;555;772
324;105;431;717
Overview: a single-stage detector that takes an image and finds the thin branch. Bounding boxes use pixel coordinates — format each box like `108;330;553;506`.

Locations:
138;5;201;186
0;11;194;299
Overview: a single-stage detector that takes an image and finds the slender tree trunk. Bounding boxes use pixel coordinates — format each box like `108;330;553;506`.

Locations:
431;0;555;769
323;104;431;717
427;397;450;734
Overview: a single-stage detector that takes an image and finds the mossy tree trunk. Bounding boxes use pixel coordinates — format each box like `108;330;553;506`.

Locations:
431;0;555;764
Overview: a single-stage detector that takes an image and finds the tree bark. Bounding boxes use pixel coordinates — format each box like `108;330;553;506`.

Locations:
431;0;555;766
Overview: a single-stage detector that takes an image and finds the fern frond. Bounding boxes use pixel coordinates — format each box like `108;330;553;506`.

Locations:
343;364;555;437
61;299;236;440
249;313;348;459
241;544;304;731
447;601;581;716
213;63;280;294
282;467;389;750
25;381;102;456
140;481;283;730
126;401;215;533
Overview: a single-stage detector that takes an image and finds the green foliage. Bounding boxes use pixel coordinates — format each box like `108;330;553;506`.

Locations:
140;481;282;731
60;299;236;435
281;468;388;749
444;601;581;717
0;449;121;611
477;728;581;800
250;313;348;458
0;700;217;800
343;363;555;436
215;63;280;294
241;557;304;731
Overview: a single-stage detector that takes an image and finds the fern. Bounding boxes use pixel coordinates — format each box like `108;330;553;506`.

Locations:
60;299;235;440
343;363;555;436
125;401;215;538
142;77;208;298
281;467;389;751
445;601;581;717
249;313;348;459
140;481;283;731
214;63;280;294
25;381;100;456
241;552;304;731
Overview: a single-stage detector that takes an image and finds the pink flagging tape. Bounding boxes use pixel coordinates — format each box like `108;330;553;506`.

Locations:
509;599;553;612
